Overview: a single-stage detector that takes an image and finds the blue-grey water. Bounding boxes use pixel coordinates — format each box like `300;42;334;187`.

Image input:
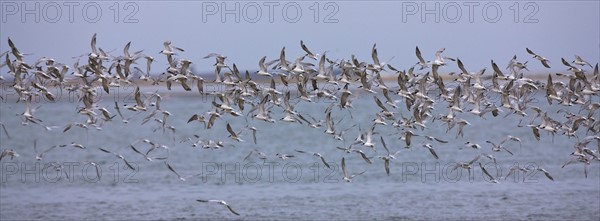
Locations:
0;85;599;220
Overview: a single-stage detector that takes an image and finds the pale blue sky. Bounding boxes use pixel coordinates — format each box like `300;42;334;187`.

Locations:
1;1;599;74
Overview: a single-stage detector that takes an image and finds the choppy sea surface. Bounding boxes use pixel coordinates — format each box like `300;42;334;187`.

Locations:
0;85;599;220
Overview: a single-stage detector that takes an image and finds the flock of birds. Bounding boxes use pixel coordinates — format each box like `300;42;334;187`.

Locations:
1;34;600;216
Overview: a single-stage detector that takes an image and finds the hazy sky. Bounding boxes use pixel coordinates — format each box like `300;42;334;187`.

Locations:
1;1;599;74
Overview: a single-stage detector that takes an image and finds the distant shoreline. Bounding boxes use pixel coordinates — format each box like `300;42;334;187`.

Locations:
0;72;594;101
0;71;588;86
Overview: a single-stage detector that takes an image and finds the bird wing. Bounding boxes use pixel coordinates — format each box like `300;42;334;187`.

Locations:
123;159;135;170
187;114;199;123
134;87;144;107
90;33;97;54
457;58;469;75
374;96;388;112
469;155;481;165
428;146;439;159
320;156;331;169
541;60;551;68
359;151;372;164
415;46;426;64
502;146;514;155
341;157;348;178
491;60;504;77
166;162;182;178
300;40;315;57
380;136;390;155
226;205;240;216
371;44;380;66
130;145;145;157
226;123;237;138
123;42;132;58
384;158;390;175
479;162;495;181
435;48;445;60
434;137;448;143
525;48;535;56
98;147;112;154
561;57;574;68
542;169;554;181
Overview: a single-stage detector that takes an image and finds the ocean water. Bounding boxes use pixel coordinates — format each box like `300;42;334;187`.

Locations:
0;85;599;220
